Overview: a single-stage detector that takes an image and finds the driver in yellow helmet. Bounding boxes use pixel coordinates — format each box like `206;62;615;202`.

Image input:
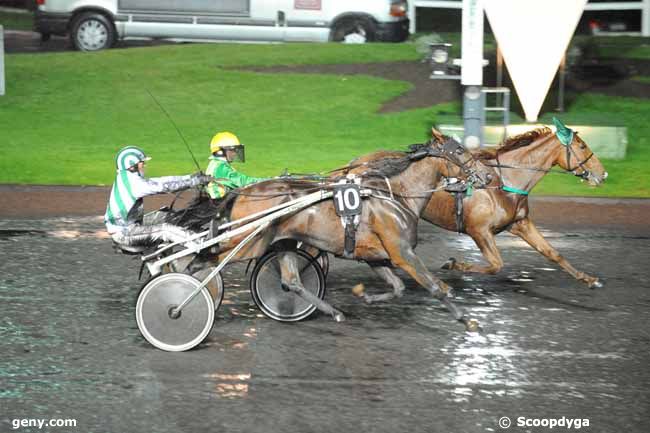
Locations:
205;132;266;199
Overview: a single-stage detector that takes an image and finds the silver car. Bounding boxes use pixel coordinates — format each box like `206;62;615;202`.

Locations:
34;0;409;51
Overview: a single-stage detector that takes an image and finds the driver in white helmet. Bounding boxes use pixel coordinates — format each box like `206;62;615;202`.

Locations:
105;146;212;251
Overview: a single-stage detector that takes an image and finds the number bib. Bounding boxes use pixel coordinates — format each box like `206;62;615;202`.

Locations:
333;184;362;216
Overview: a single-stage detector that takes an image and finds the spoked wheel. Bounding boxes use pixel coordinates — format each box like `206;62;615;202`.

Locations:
192;267;224;311
298;244;330;279
136;273;215;352
316;251;329;280
250;250;326;322
298;243;330;280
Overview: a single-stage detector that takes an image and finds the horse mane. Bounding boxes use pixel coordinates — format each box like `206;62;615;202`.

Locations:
357;142;432;179
474;127;553;160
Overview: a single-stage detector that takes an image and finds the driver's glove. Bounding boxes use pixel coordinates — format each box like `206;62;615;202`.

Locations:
190;173;213;187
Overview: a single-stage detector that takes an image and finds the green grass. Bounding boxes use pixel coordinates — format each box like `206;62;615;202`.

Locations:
0;43;423;186
0;41;649;197
0;10;33;31
589;36;650;59
631;75;650;84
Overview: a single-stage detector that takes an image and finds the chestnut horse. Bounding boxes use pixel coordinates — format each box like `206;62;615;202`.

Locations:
348;120;608;288
200;139;484;330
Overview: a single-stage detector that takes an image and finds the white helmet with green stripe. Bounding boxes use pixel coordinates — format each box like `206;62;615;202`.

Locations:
115;146;151;172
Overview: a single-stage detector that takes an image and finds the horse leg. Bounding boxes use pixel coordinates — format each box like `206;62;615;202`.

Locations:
509;217;602;288
383;237;478;331
353;264;405;304
276;251;346;322
442;230;504;275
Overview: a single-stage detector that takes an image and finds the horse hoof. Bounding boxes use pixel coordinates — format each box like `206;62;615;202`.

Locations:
441;258;456;270
464;318;480;333
589;279;603;289
352;283;366;297
333;312;346;322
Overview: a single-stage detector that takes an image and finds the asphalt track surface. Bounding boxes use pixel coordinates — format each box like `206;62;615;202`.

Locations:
1;193;649;433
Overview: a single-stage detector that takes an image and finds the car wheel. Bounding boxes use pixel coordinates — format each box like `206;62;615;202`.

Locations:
71;12;115;52
331;16;376;44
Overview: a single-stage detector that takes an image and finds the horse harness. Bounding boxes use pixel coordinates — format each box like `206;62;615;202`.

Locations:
333;139;483;255
331;174;367;258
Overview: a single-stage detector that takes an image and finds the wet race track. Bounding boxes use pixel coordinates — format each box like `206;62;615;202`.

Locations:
1;214;649;433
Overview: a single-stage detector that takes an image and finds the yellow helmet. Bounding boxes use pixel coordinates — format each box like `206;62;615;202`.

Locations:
210;131;240;154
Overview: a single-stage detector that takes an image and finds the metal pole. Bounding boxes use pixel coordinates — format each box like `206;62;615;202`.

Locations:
641;0;650;36
1;25;5;96
503;88;510;142
556;53;566;112
496;45;503;106
461;0;485;149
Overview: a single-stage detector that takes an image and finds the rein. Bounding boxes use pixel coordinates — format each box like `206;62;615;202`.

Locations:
219;139;478;202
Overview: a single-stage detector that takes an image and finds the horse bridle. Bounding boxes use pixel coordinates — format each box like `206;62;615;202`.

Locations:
563;134;594;180
410;138;491;188
489;133;594;181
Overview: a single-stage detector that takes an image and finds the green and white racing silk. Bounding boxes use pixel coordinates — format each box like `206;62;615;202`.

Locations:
104;170;198;233
205;156;265;199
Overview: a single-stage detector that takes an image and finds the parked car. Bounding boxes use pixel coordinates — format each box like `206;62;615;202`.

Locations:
34;0;409;51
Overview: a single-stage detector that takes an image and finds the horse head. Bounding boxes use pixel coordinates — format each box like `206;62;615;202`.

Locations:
427;128;493;188
552;118;608;187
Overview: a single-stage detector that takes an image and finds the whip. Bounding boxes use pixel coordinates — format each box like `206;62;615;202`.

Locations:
143;87;201;172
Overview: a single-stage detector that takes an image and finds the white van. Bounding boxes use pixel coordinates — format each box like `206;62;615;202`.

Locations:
34;0;409;51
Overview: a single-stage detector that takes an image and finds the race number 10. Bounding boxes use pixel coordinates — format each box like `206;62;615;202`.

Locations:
333;184;362;216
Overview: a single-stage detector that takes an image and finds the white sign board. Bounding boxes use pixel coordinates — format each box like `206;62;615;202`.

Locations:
461;0;484;85
484;0;586;121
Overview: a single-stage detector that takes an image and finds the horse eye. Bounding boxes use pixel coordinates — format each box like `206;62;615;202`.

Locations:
580;143;586;149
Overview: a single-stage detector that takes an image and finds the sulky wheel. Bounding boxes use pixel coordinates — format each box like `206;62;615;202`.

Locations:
192;267;224;311
250;250;326;322
136;273;215;352
316;251;329;280
298;244;330;280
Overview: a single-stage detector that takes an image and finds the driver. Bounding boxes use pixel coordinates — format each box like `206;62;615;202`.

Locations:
105;146;212;250
205;132;266;199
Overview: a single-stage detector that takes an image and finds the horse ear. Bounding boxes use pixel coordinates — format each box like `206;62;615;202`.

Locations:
431;127;445;142
552;117;571;133
552;117;574;146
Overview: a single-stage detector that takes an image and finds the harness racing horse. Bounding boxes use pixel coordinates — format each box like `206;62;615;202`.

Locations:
200;139;487;331
350;119;608;288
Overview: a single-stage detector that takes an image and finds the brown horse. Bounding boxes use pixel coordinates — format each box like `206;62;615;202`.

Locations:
349;121;608;288
201;139;483;330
